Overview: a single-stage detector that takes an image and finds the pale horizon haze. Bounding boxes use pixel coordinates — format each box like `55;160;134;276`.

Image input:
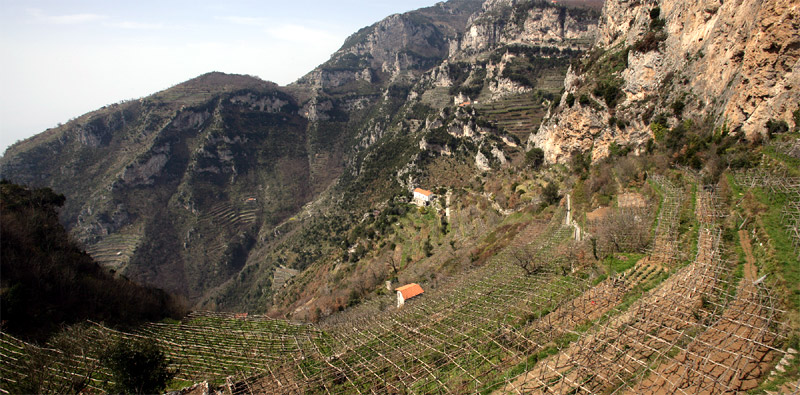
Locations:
0;0;442;155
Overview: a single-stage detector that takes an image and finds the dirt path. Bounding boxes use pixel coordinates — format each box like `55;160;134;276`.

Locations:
738;229;758;282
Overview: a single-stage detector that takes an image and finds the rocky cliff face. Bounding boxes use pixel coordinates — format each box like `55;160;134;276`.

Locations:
294;0;483;94
532;0;800;164
450;0;598;57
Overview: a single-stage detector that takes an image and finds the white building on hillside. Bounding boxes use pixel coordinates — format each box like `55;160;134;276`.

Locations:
413;188;433;206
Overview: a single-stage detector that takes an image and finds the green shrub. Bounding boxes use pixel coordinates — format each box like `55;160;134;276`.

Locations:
651;123;667;143
649;8;666;30
652;113;669;128
609;142;631;157
593;79;624;109
424;237;434;257
542;181;560;205
526;147;545;169
566;93;575;107
728;149;759;169
103;338;175;395
650;113;669;142
650;18;666;30
793;107;800;131
671;98;685;117
571;151;591;177
665;119;689;151
649;7;661;19
766;119;789;137
633;31;667;53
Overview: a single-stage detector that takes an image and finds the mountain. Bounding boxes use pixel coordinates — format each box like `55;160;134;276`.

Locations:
5;0;795;320
2;0;516;309
203;0;602;315
2;0;799;393
0;0;600;315
2;73;310;303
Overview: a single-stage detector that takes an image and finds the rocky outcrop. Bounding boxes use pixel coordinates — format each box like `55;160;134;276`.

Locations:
294;0;483;92
532;0;800;163
450;0;599;57
121;150;170;186
229;93;290;113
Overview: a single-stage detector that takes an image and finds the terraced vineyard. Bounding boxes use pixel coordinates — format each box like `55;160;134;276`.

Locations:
85;234;142;271
506;184;791;394
234;211;584;394
84;199;261;271
1;175;797;394
645;173;683;267
0;312;319;393
197;199;260;256
475;94;548;142
200;200;259;230
273;266;301;290
735;161;800;260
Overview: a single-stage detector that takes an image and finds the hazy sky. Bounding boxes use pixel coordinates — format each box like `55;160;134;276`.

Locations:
0;0;439;154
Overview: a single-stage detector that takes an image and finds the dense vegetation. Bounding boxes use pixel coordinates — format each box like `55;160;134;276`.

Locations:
0;181;185;342
103;337;175;394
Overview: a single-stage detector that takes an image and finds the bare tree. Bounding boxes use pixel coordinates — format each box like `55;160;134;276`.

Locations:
509;246;545;276
590;207;652;258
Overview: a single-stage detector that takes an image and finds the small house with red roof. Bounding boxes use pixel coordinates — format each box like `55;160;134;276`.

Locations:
396;283;424;308
413;188;433;206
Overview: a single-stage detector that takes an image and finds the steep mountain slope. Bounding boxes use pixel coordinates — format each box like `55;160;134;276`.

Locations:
0;0;506;308
2;74;312;301
209;0;601;315
531;0;800;163
0;0;601;312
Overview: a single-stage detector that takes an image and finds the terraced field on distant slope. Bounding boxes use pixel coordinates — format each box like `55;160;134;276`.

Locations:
475;94;548;142
85;233;142;271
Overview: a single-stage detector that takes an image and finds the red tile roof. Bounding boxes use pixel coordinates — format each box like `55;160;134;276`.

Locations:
396;283;424;300
413;188;432;197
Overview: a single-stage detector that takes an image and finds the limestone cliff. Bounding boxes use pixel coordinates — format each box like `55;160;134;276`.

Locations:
450;0;598;58
532;0;800;163
293;0;483;94
437;0;600;101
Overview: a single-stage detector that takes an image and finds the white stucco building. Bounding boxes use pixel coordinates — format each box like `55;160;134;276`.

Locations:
412;188;433;206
